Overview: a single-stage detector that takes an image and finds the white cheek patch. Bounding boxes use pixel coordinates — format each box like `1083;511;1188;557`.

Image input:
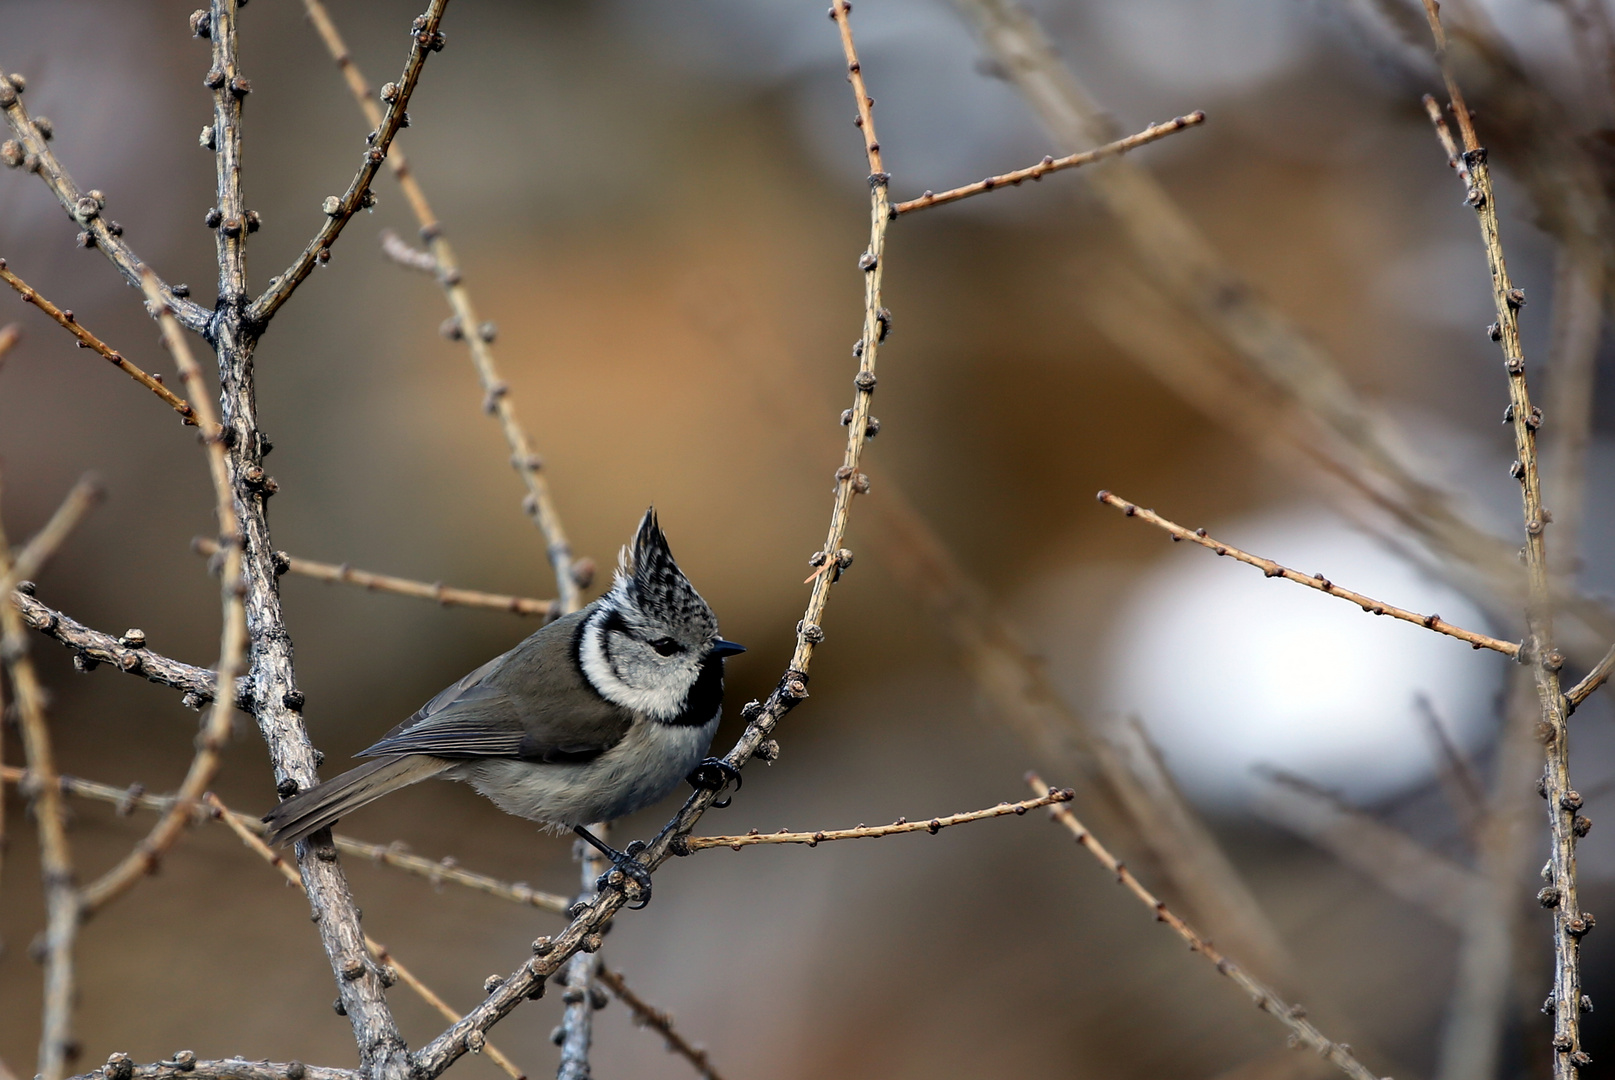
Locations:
579;612;691;721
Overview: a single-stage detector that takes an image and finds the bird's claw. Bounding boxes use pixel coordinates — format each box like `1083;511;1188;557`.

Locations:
687;757;743;808
596;841;652;909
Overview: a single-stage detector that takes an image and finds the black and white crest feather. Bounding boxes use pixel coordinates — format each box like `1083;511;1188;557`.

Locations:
616;508;717;642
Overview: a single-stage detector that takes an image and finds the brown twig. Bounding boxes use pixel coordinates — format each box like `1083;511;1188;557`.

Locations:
1096;491;1520;656
891;113;1204;215
203;794;526;1080
1565;640;1615;712
193;536;554;617
1030;773;1383;1080
596;967;723;1080
409;9;898;1070
302;0;582;614
1414;694;1488;842
1419;6;1587;1070
0;321;17;365
0;260;204;428
0;72;209;334
679;788;1072;851
77;275;248;916
0;475;103;1080
250;0;451;326
70;1058;355;1080
0;765;572;914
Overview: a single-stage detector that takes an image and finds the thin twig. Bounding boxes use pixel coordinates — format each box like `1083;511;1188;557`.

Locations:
1030;773;1383;1080
203;794;526;1080
0;476;103;1080
1096;490;1520;656
193;536;554;617
0;322;19;365
77;274;248;915
302;0;581;614
378;228;437;274
0;765;571;913
1565;640;1614;712
0;260;204;428
1420;6;1587;1069
891;113;1204;215
250;0;451;325
558;827;608;1080
1414;694;1487;842
409;9;897;1069
596;967;723;1080
678;788;1072;851
9;589;246;708
0;70;209;333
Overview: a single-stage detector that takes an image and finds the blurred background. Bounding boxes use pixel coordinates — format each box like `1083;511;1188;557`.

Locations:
1;0;1612;1077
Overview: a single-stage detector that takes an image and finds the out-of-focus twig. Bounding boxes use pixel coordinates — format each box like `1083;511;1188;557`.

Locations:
1420;4;1587;1066
302;0;582;614
0;260;204;428
1097;491;1521;656
1031;773;1383;1080
596;967;724;1080
0;475;103;1080
250;0;451;325
1542;242;1604;567
204;794;526;1080
891;113;1204;215
1414;694;1487;842
558;827;608;1080
679;788;1072;850
77;274;248;916
193;536;554;617
1565;641;1615;713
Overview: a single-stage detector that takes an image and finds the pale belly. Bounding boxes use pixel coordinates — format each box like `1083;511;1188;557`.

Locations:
447;715;719;828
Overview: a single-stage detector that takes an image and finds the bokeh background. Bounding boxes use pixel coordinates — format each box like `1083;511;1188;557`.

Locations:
1;1;1612;1077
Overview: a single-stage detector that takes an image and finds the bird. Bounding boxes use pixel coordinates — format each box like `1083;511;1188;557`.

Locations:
262;508;745;907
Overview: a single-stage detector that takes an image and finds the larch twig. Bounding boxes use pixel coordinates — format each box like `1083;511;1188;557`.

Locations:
1096;490;1521;656
204;795;527;1080
677;788;1072;851
891;112;1204;215
301;0;582;614
77;273;248;916
70;1058;355;1080
596;967;723;1080
1029;773;1384;1080
0;261;204;427
0;71;209;333
1420;4;1588;1068
249;0;451;325
0;765;572;914
193;537;554;617
408;9;898;1070
0;475;103;1080
1564;640;1614;712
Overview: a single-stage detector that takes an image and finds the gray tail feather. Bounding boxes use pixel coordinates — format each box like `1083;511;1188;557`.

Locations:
262;755;451;847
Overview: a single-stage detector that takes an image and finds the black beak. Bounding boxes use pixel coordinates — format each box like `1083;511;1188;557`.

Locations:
711;639;746;658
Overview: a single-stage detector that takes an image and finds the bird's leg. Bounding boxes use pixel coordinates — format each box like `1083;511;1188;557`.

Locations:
574;825;653;909
686;757;743;808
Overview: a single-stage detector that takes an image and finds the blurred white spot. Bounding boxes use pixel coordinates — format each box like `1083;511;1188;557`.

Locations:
1101;511;1505;805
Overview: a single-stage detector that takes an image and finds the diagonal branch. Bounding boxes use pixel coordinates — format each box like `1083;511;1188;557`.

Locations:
1564;640;1614;713
1030;773;1383;1080
677;788;1072;850
193;537;554;617
596;967;724;1080
891;113;1204;215
0;73;209;333
1097;490;1520;656
302;0;581;613
77;274;248;916
0;261;205;428
249;1;451;326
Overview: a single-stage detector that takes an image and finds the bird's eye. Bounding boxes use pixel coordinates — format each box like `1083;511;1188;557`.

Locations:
649;637;680;656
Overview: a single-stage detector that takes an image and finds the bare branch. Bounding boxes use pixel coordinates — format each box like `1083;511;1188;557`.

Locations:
70;1058;356;1080
1097;490;1521;656
596;967;724;1080
892;113;1204;215
205;795;527;1080
0;261;205;428
9;588;246;708
77;274;248;916
1419;4;1587;1068
0;475;103;1080
194;537;554;617
250;1;451;326
1565;640;1615;712
1414;695;1487;841
678;788;1072;851
0;72;210;333
1030;773;1384;1080
302;0;582;613
558;828;609;1080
